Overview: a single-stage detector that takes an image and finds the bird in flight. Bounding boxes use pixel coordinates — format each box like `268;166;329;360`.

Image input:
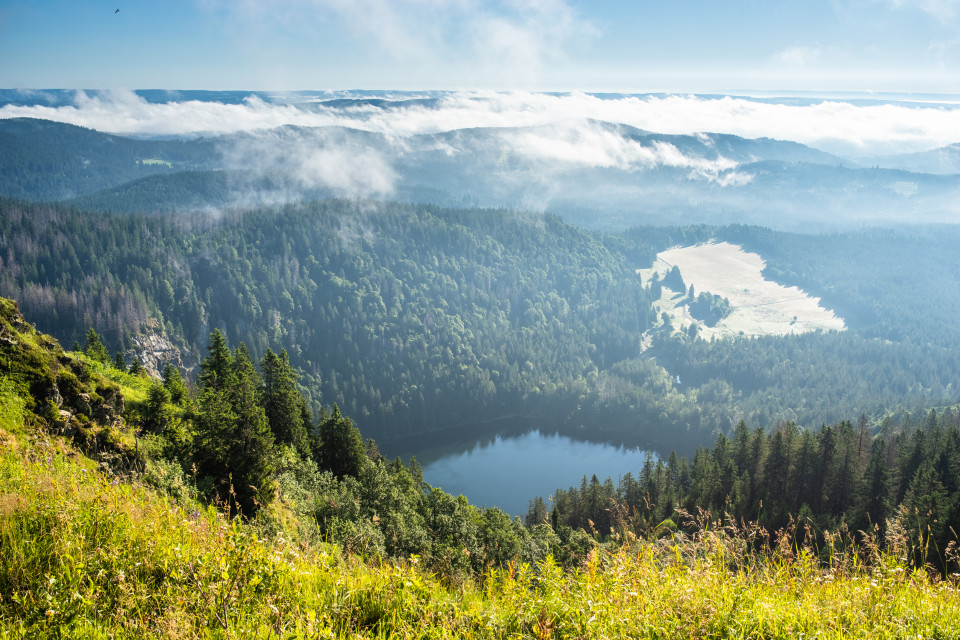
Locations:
115;8;120;13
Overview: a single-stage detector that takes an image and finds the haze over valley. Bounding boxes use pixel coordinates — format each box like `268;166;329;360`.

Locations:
2;85;960;509
3;2;960;635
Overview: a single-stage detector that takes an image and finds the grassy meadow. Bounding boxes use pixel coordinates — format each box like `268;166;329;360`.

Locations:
640;241;845;340
1;422;958;638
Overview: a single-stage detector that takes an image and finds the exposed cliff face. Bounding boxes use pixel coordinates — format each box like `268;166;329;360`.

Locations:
126;328;196;380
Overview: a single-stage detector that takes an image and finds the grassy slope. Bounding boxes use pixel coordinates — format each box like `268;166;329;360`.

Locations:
2;440;959;638
1;300;959;638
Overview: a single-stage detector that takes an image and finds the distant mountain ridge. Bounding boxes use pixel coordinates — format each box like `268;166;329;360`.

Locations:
869;143;960;175
2;117;959;228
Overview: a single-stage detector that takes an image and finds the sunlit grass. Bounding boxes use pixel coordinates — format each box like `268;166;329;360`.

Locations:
2;428;958;639
0;376;26;440
68;351;152;406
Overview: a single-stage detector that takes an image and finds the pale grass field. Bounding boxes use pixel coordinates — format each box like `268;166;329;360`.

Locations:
638;241;845;341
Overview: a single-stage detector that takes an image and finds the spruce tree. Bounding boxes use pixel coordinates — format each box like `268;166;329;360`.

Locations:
194;331;275;515
128;358;146;376
854;436;891;534
317;403;366;478
198;329;234;392
260;348;310;455
229;344;275;513
84;327;109;364
143;381;172;434
161;361;189;406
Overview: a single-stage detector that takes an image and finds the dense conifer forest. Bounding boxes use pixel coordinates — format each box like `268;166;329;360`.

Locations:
1;197;958;455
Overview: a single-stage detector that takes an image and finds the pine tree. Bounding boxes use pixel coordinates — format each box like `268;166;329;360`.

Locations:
143;381;172;434
854;436;891;534
161;361;189;406
84;327;109;364
260;348;309;455
899;460;950;565
128;358;146;376
193;332;275;515
229;344;275;513
317;403;366;478
198;329;234;393
526;496;548;526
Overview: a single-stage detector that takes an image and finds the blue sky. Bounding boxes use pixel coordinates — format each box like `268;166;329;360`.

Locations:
2;0;959;92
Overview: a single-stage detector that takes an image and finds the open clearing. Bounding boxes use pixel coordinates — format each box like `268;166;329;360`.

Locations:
638;241;845;341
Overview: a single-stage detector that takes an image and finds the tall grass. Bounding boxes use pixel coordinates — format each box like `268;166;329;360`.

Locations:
2;431;959;638
0;376;26;439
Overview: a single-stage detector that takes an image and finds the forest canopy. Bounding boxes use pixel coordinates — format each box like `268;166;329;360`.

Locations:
0;198;958;455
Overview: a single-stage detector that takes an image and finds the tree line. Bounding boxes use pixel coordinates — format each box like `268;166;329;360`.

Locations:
539;410;960;572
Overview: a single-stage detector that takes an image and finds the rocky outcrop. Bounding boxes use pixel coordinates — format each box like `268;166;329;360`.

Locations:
0;296;132;467
125;327;196;379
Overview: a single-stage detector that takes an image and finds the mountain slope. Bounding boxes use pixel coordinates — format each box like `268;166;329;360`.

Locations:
0;118;217;200
2;198;958;455
870;142;960;175
7;118;960;229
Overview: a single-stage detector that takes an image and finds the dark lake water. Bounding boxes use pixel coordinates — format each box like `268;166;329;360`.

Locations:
388;428;653;517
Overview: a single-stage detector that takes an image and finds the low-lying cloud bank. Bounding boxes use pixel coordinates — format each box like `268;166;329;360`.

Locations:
222;128;397;198
3;89;959;224
2;89;960;158
504;122;748;184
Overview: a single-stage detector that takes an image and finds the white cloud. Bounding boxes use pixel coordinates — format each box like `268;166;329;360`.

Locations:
3;89;960;157
220;127;397;198
207;0;596;86
885;0;960;22
770;46;823;67
500;122;746;183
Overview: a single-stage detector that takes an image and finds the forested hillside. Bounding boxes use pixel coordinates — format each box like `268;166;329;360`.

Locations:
1;198;958;453
0;118;216;200
543;410;960;571
2;294;959;637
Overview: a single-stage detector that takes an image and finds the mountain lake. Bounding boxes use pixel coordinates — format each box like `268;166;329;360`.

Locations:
387;426;655;517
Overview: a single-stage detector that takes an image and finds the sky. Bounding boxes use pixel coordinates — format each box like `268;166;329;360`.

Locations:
2;0;960;93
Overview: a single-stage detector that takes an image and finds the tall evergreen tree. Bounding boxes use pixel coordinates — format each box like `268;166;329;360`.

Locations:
161;361;189;406
229;343;275;513
854;436;891;534
317;403;367;479
193;331;275;515
526;496;548;526
143;381;172;434
899;459;950;566
198;329;234;393
260;348;309;455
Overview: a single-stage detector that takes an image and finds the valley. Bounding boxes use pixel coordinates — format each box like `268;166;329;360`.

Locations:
5;0;960;634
